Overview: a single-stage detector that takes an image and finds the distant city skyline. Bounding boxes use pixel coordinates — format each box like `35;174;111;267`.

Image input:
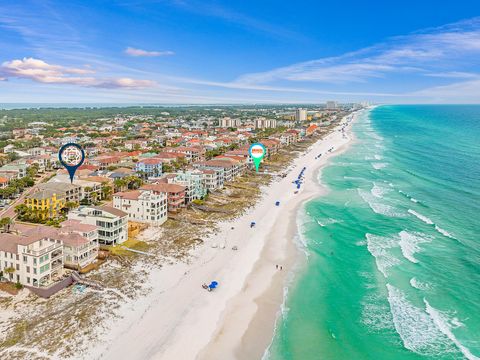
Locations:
1;1;480;104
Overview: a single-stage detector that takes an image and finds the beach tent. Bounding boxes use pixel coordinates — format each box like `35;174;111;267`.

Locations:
209;281;218;289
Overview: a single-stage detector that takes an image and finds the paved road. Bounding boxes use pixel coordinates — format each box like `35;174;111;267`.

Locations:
0;171;55;219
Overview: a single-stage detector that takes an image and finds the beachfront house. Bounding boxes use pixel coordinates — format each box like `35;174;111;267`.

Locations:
113;189;168;225
59;220;99;270
0;227;64;289
68;205;128;245
140;183;186;212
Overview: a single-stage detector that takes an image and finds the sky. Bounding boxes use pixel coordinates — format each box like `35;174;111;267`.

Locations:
1;0;480;104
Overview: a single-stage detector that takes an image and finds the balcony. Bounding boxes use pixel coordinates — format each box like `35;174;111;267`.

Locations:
51;259;63;270
24;242;62;256
51;249;63;260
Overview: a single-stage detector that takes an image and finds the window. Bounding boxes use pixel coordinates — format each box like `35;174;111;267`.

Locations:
26;266;30;273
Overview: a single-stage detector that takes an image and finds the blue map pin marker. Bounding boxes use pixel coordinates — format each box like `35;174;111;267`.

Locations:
58;143;85;183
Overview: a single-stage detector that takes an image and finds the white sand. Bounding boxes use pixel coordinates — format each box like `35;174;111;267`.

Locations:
85;112;358;360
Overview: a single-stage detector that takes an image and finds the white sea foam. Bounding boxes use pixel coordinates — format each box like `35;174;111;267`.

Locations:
386;284;457;356
398;190;421;204
294;209;310;257
408;209;434;225
435;225;455;239
398;231;432;263
317;218;341;227
374;154;383;160
366;234;400;277
408;210;456;239
372;162;388;170
358;189;404;217
361;292;395;331
344;176;365;181
410;278;431;291
371;182;390;198
424;300;480;360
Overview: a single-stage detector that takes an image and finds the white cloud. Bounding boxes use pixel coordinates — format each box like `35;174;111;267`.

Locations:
423;71;479;79
125;47;174;57
412;78;480;98
0;57;157;89
235;17;480;86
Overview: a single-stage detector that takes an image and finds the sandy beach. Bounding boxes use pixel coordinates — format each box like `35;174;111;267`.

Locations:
85;112;358;360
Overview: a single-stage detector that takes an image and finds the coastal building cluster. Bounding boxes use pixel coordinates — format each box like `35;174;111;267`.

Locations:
0;104;354;297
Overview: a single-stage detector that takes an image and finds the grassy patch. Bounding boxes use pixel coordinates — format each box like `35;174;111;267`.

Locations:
0;281;20;295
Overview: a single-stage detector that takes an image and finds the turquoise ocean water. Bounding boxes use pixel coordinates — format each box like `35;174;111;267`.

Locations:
267;105;480;360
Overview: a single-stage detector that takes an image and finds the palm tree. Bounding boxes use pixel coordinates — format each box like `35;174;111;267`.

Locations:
114;178;127;192
0;217;13;233
101;184;113;200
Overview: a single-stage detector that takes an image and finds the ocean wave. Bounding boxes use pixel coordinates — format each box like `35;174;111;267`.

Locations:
408;210;456;239
294;210;310;257
317;218;341;227
343;176;366;181
358;189;404;217
435;225;455;239
398;231;432;264
366;234;400;277
371;182;390;199
399;190;422;204
424;300;480;360
386;284;458;357
372;162;388;170
408;209;433;225
410;278;431;291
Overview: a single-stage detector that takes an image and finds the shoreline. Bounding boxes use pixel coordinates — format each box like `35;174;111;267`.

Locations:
199;112;358;360
85;112;359;360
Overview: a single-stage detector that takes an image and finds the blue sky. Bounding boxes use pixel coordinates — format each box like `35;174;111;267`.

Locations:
1;0;480;104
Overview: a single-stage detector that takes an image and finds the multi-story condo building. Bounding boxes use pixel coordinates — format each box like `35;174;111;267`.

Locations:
140;183;186;212
295;108;307;122
200;169;221;191
25;189;66;220
68;205;128;245
135;158;163;178
38;182;82;204
164;146;204;163
169;170;207;202
326;101;338;110
254;118;277;129
113;189;168;225
218;117;242;128
0;226;63;288
193;159;240;183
